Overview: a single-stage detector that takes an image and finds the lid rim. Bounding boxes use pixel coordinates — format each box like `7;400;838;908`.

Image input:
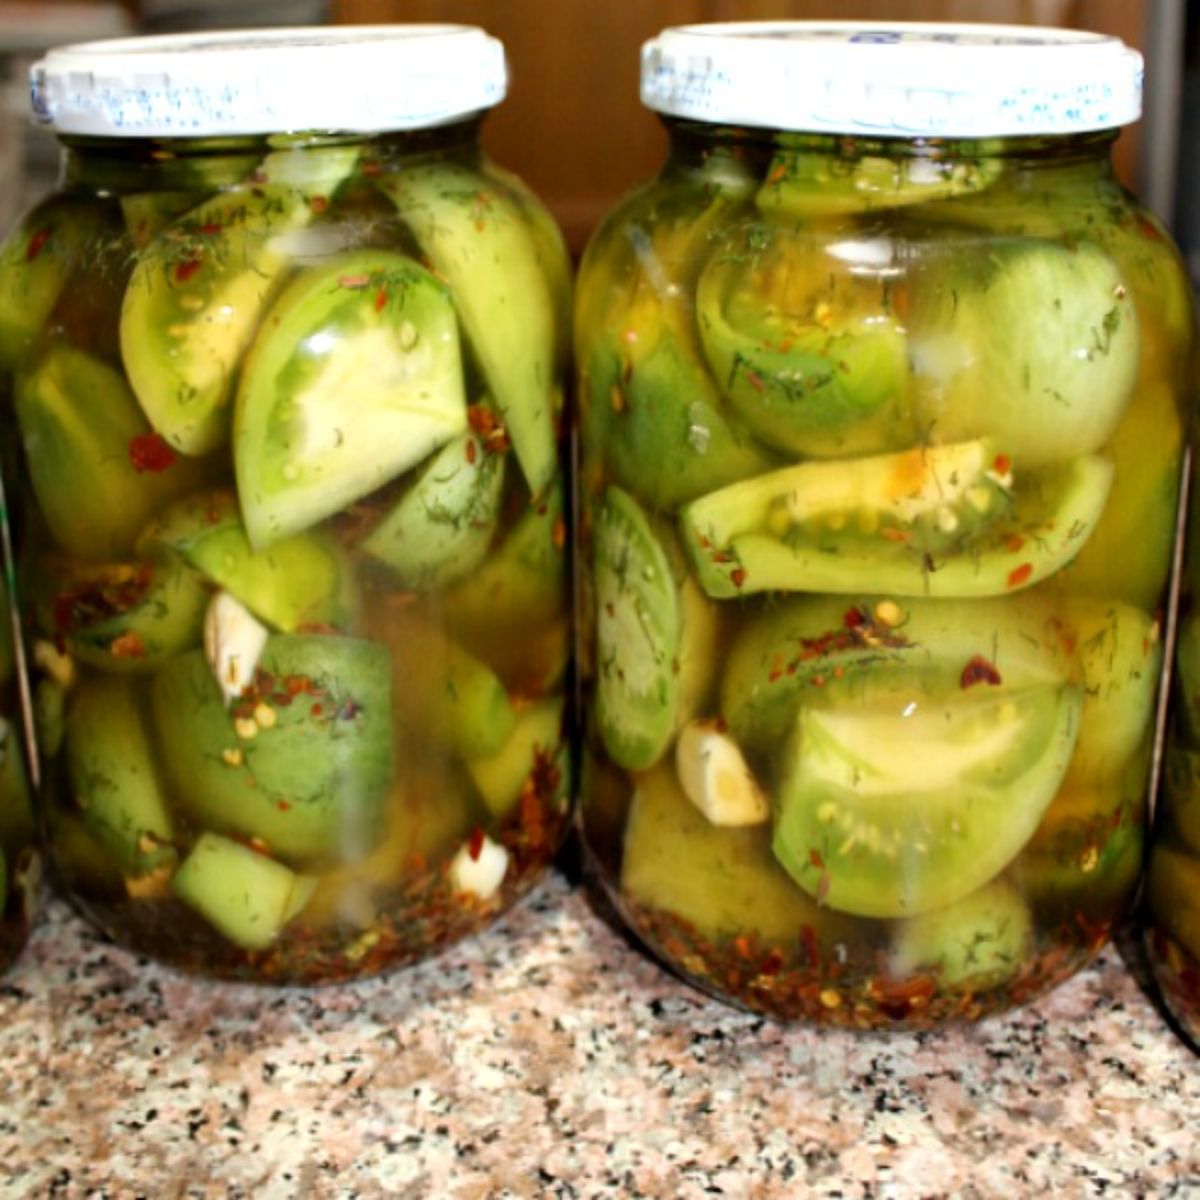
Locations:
640;20;1144;137
30;25;509;138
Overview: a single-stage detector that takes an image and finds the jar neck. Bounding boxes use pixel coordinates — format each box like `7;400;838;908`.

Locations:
662;118;1119;183
57;121;486;195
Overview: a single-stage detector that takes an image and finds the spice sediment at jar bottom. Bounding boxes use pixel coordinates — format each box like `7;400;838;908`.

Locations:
577;21;1193;1027
2;26;572;983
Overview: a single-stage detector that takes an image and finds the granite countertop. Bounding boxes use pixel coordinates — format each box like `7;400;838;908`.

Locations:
0;868;1197;1199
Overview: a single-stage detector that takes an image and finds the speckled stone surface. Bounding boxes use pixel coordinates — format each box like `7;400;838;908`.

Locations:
1;871;1197;1198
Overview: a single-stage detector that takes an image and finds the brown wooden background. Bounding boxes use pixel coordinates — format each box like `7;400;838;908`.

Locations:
331;1;1147;252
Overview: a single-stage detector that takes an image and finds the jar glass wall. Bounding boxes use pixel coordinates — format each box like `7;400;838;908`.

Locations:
1147;488;1200;1051
576;25;1194;1027
1;29;572;983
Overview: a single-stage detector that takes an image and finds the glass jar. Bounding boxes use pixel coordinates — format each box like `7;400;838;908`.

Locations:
576;22;1194;1027
3;27;573;983
1147;491;1200;1050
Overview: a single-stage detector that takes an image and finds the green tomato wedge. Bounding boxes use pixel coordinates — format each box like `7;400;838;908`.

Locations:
467;698;566;820
1147;845;1200;963
773;683;1081;918
65;675;176;877
910;241;1138;465
696;226;910;458
151;635;393;865
583;300;778;511
681;445;1113;599
621;761;829;947
361;431;505;589
0;717;34;854
171;832;317;951
757;140;1001;218
234;249;467;548
593;486;681;771
34;556;208;673
1176;615;1200;744
888;879;1032;990
139;490;355;633
121;144;360;456
0;196;105;371
1164;748;1200;858
377;162;558;497
14;344;208;561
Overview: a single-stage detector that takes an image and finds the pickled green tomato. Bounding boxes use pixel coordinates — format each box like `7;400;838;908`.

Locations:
578;130;1183;1026
5;131;570;982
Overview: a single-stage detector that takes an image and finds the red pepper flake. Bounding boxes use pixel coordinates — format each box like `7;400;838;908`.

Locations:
373;287;388;313
880;527;910;544
362;159;382;178
730;567;747;589
552;518;566;550
993;453;1012;476
760;948;784;976
276;800;292;812
337;273;371;289
128;432;177;474
1007;562;1034;589
309;195;329;214
24;227;51;262
109;630;146;659
174;256;203;283
743;369;766;394
465;439;478;465
799;924;820;967
467;828;486;861
960;654;1002;689
843;606;867;630
1136;213;1163;242
816;871;832;904
198;221;222;236
310;703;323;717
733;934;754;959
285;675;310;695
767;162;787;185
809;848;825;870
1003;533;1026;553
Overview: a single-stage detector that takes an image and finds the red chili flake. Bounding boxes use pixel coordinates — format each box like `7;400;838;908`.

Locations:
993;453;1012;476
843;606;867;630
337;273;371;289
465;439;478;465
276;800;292;812
1007;562;1034;589
880;527;910;544
809;848;825;870
552;519;566;550
295;622;339;636
467;828;486;861
733;935;754;959
730;567;748;589
24;227;51;262
109;630;146;659
816;871;832;904
799;924;820;967
373;287;388;313
310;703;323;717
361;159;382;178
760;948;784;976
1136;213;1163;242
174;256;203;283
743;369;766;394
198;221;222;236
285;675;309;695
767;162;787;185
961;654;1002;689
1003;533;1026;553
128;432;177;474
310;195;329;214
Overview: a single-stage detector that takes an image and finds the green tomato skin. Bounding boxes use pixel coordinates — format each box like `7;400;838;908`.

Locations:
378;162;559;497
171;832;316;951
140;490;355;634
14;344;208;562
65;675;176;878
120;145;360;457
233;250;467;550
150;635;393;866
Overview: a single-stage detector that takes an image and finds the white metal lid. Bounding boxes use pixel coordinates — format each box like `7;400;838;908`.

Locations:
30;25;508;137
641;22;1143;138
